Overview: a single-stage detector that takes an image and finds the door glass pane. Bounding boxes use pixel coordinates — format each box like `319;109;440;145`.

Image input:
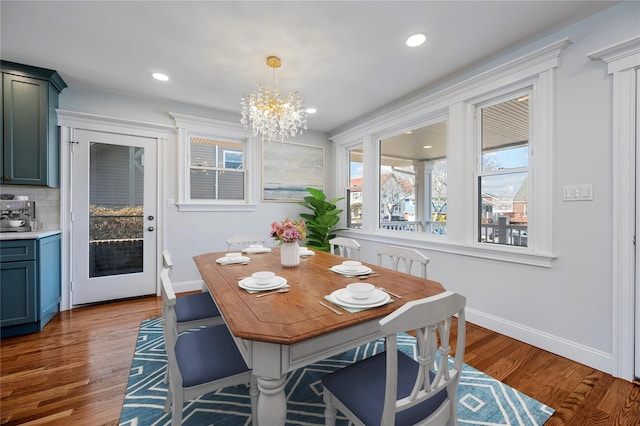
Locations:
89;143;144;277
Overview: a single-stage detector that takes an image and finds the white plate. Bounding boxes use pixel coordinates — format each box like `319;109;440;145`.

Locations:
329;289;390;309
299;249;315;257
216;256;251;264
333;288;388;306
330;265;373;276
239;276;287;291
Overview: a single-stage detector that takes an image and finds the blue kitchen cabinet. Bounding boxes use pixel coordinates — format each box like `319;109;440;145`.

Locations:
1;233;61;337
1;61;67;187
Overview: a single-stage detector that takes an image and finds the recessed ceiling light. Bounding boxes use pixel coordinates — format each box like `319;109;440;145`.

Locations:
306;108;317;114
423;145;432;149
406;33;427;47
152;72;169;81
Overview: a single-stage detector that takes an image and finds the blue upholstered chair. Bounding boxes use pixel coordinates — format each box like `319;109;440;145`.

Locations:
161;268;257;426
162;250;223;384
162;249;223;331
322;291;466;426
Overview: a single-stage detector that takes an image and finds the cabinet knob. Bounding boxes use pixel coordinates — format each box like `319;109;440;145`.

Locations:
4;176;9;181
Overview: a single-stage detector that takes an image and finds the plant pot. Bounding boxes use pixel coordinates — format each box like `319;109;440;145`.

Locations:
280;241;300;267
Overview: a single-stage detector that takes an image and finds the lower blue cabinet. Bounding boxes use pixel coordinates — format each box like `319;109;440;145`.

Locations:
1;234;61;337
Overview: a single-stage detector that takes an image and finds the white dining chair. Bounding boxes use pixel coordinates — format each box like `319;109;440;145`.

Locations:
377;245;430;278
329;237;361;259
322;291;466;426
162;250;222;329
226;234;266;251
161;268;258;426
161;250;223;382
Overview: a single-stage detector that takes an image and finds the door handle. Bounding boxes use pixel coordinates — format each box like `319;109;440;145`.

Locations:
147;226;155;232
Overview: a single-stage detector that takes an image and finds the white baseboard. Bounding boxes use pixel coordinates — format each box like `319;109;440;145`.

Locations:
173;279;204;294
465;307;612;374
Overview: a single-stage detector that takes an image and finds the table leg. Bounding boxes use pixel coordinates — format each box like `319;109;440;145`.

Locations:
256;375;287;425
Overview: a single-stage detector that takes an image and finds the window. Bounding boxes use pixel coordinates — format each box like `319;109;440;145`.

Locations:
189;137;244;200
171;113;255;211
378;119;447;235
477;93;529;247
347;147;363;229
332;39;566;266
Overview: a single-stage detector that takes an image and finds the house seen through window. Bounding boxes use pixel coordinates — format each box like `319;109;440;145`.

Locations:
190;137;245;200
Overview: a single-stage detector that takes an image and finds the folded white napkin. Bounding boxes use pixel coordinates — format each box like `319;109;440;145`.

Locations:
216;257;250;265
242;247;272;254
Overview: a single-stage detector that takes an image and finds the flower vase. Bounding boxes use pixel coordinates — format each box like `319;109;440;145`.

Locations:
280;241;300;267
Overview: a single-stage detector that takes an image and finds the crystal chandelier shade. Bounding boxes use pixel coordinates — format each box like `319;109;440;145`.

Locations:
241;56;307;140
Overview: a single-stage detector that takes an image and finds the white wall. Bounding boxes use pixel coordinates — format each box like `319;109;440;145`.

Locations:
55;1;638;375
331;1;640;375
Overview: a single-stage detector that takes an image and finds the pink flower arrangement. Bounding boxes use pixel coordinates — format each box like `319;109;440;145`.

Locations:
270;218;307;243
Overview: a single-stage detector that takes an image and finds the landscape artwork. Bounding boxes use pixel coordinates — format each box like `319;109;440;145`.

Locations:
262;139;324;202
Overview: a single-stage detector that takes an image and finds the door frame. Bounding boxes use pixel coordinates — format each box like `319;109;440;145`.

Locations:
58;110;174;311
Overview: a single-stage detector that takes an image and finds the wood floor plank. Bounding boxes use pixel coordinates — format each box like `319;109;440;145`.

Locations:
1;295;639;425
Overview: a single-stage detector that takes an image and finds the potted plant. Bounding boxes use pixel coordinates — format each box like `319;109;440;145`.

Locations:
298;187;346;252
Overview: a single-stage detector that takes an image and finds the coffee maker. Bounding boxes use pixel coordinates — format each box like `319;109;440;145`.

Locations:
0;200;36;232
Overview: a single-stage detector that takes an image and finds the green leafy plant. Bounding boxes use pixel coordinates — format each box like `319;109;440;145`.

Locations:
298;187;346;251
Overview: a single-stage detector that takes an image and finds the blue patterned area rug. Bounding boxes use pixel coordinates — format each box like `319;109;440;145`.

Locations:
120;318;554;425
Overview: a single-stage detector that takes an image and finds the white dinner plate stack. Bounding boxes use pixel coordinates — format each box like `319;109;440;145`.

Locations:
329;288;390;309
330;264;373;276
239;276;288;291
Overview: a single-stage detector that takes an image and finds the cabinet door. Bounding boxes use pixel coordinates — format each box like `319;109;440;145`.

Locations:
0;260;37;327
2;73;50;186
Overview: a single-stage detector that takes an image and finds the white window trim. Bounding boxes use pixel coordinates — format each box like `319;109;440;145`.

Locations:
332;38;572;268
170;113;257;212
588;35;640;381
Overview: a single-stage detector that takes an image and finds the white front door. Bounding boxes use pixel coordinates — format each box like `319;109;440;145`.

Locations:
71;129;157;305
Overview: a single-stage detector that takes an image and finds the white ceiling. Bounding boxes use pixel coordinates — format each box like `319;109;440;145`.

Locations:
0;1;617;134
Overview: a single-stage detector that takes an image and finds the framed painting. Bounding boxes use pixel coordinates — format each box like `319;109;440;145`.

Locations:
262;139;324;202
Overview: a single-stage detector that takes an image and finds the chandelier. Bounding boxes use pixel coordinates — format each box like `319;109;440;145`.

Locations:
241;56;307;140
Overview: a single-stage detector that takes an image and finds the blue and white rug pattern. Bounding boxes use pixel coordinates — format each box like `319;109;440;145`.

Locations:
120;318;554;425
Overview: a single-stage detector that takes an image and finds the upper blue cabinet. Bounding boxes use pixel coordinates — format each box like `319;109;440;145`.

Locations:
1;61;67;187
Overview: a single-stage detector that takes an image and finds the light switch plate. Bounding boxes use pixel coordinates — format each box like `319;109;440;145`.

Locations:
562;184;593;201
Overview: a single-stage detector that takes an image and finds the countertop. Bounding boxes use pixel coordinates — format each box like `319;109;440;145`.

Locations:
0;230;61;241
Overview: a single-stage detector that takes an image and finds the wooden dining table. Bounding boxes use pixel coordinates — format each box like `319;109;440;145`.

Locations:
193;247;446;426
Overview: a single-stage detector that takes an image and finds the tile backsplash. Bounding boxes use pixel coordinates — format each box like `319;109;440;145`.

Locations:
1;185;60;231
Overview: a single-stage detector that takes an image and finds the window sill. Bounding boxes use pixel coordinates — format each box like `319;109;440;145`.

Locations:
176;203;256;212
341;230;556;268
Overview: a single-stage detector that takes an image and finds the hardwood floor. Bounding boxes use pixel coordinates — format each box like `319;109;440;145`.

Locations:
1;296;639;425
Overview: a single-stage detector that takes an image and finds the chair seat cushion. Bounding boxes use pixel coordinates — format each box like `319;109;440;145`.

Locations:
322;350;447;426
175;325;249;388
175;292;220;324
